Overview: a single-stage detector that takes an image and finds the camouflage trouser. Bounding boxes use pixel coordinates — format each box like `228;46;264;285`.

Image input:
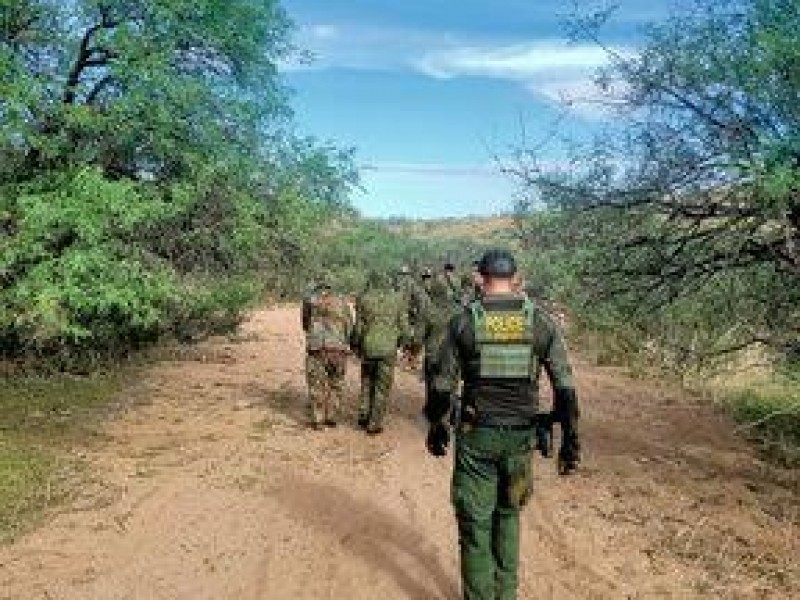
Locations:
357;358;396;427
452;427;534;600
306;350;347;425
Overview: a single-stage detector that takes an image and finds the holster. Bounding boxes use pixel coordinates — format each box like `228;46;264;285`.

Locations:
455;403;553;459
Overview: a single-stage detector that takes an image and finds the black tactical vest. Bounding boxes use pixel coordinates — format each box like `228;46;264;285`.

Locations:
462;295;539;422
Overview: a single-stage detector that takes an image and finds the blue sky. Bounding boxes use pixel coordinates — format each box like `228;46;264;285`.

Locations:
280;0;682;218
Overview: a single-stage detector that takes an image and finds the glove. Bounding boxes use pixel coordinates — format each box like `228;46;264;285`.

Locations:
535;416;554;459
426;421;450;457
553;388;581;475
553;387;580;427
557;428;581;475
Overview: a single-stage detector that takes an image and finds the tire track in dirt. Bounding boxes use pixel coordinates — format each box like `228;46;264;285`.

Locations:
0;306;797;599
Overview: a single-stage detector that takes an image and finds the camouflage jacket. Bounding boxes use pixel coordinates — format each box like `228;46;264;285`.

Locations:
302;291;354;353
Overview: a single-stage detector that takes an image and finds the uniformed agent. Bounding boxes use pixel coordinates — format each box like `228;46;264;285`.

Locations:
352;270;412;434
420;266;434;295
301;275;354;429
424;248;581;600
415;276;459;409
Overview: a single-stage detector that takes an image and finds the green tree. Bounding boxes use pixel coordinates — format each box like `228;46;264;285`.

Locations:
1;0;291;181
515;0;799;366
0;1;357;364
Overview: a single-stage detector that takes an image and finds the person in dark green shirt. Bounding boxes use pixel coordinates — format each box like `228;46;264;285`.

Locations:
415;276;460;410
352;270;412;435
424;248;581;600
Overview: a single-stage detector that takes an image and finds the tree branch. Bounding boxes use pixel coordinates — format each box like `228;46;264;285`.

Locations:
62;13;119;105
85;74;114;105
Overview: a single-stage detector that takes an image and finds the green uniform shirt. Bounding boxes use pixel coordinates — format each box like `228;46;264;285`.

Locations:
353;287;411;359
415;289;459;360
427;293;575;424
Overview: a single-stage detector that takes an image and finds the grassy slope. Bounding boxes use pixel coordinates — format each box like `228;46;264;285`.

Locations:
383;216;522;253
383;215;518;240
0;374;126;541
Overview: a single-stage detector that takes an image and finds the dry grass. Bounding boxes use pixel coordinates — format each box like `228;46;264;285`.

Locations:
384;215;519;242
0;372;127;541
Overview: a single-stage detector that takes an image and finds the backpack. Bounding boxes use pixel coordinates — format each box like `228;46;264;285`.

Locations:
359;291;403;359
306;293;350;352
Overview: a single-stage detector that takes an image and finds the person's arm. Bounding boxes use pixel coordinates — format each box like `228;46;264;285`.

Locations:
341;297;354;347
539;315;581;474
396;295;412;347
301;298;312;332
424;315;461;424
351;296;365;354
423;314;464;457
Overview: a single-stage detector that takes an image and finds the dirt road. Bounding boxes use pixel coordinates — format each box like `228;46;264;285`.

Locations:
1;306;797;599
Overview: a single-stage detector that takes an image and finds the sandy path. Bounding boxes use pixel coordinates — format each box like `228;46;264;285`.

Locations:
1;306;797;599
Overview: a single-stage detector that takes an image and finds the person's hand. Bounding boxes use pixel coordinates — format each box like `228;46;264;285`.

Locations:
426;421;450;457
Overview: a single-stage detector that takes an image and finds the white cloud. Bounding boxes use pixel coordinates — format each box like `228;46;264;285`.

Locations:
414;41;633;119
414;42;616;80
281;23;635;118
309;24;339;40
532;77;629;119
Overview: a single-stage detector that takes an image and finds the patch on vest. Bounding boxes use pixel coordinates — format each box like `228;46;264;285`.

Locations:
479;344;533;379
472;299;536;380
484;313;526;342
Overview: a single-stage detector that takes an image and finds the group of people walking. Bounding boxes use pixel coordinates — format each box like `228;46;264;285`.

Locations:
301;256;475;434
300;248;581;600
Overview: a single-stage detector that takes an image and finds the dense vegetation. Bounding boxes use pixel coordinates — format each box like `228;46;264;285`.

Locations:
514;0;799;377
1;0;355;368
312;216;517;294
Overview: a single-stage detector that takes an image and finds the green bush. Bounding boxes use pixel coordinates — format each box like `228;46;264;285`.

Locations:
0;168;266;366
722;378;800;467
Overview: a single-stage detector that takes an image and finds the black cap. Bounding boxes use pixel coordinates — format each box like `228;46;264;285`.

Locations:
477;248;517;277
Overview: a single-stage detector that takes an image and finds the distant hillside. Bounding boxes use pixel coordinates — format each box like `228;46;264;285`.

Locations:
380;215;521;247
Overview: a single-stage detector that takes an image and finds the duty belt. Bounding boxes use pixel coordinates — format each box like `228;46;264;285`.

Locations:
471;414;552;430
457;410;553;457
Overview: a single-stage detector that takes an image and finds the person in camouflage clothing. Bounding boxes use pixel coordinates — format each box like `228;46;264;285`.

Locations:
424;249;581;600
443;257;478;308
302;276;354;430
352;270;411;435
396;264;427;369
416;276;459;409
395;264;425;326
420;266;434;295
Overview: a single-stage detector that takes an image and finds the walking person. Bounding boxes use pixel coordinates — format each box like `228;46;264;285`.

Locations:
301;275;354;429
424;249;581;600
352;270;411;434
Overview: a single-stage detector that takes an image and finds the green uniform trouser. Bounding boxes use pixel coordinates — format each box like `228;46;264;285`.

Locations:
423;357;436;407
358;358;396;427
306;350;346;425
452;427;534;600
